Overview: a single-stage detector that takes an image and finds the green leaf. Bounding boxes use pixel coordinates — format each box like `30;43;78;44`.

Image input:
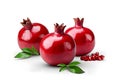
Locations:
22;47;39;55
15;47;39;59
68;66;84;74
15;52;31;58
57;64;66;67
58;62;85;74
31;46;39;55
22;48;33;54
59;66;67;72
68;61;80;66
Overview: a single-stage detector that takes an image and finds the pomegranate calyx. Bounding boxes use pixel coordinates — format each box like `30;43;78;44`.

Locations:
21;18;33;30
74;18;84;27
54;23;66;34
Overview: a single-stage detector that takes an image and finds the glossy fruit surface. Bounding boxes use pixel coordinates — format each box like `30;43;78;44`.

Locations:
18;18;49;52
65;18;95;56
40;23;76;66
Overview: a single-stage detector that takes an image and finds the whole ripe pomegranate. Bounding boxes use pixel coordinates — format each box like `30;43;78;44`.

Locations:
40;23;76;66
65;18;95;56
18;18;49;52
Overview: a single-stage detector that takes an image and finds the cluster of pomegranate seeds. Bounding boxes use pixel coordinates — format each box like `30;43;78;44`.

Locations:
80;52;105;61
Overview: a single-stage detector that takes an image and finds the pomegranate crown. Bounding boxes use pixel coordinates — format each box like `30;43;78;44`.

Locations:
21;17;33;29
74;17;84;27
54;23;66;34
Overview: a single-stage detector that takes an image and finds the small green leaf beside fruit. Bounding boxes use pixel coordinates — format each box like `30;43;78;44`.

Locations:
57;61;84;74
15;47;39;59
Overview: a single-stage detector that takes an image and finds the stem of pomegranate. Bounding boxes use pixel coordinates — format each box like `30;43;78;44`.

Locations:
21;18;33;30
54;23;66;34
74;18;84;27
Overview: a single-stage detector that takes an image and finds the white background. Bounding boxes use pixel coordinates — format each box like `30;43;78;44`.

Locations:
0;0;120;80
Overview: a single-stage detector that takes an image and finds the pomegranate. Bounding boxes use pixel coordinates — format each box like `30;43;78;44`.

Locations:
65;18;95;56
18;18;49;52
40;23;76;66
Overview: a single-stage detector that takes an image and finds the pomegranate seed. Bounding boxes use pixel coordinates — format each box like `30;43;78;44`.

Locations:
95;52;99;56
91;55;96;60
83;56;91;61
84;56;89;61
80;52;105;61
91;53;95;56
98;57;103;61
88;56;92;61
80;56;86;60
95;55;99;60
99;55;104;60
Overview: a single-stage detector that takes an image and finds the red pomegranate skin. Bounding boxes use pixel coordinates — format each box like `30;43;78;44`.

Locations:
65;18;95;56
40;23;76;66
18;18;49;52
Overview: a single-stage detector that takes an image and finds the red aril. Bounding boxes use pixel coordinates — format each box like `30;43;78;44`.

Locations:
98;55;104;60
80;52;105;61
